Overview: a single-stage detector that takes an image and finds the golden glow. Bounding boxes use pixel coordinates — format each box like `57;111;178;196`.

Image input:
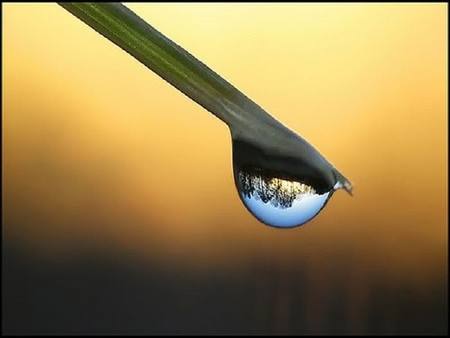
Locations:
269;178;316;197
2;3;447;286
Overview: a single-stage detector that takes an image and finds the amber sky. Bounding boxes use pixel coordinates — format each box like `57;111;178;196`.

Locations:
2;3;448;288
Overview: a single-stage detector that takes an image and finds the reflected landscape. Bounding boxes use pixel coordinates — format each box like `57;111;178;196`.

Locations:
232;137;344;228
235;163;333;228
2;3;448;335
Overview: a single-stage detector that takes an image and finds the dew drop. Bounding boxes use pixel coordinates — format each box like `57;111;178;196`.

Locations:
235;167;333;228
232;139;341;228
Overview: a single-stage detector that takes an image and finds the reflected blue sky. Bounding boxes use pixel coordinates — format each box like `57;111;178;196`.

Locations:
241;190;332;228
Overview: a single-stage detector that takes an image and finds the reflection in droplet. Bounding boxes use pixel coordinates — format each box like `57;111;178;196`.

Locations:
236;167;333;228
232;139;343;228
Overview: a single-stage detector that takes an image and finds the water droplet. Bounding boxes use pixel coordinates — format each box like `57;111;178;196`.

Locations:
235;167;334;228
232;139;342;228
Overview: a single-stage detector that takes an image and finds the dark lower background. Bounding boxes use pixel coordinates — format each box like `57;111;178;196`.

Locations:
2;240;447;335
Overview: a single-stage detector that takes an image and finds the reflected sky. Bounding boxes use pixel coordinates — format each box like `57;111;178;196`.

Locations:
241;190;331;228
236;168;334;228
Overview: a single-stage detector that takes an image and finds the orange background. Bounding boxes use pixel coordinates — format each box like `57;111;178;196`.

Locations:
2;3;448;333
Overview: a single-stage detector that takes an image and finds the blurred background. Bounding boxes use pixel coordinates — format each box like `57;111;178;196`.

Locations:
2;3;447;335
